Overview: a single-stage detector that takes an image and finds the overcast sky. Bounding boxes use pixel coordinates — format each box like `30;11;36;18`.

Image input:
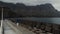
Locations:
0;0;60;11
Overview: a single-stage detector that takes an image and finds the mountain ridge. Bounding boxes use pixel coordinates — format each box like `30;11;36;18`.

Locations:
0;1;60;18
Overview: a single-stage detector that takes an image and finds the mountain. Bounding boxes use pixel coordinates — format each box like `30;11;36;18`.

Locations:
0;1;60;18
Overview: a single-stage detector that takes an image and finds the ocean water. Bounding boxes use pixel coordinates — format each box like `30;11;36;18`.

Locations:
21;17;60;25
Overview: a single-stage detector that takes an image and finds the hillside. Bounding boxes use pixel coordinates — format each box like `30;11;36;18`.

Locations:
0;1;60;18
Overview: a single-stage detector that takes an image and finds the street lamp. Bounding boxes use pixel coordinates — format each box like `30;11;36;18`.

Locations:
1;7;4;34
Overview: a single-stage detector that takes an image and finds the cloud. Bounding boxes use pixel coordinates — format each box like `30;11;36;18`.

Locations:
51;0;60;11
1;0;52;5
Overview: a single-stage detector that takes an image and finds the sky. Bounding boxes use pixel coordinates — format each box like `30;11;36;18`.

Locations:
0;0;60;11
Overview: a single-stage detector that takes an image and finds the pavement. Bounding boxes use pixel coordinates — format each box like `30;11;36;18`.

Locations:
5;19;35;34
3;20;17;34
0;27;1;34
0;19;35;34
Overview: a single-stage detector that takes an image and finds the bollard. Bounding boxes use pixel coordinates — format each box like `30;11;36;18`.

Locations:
17;23;19;26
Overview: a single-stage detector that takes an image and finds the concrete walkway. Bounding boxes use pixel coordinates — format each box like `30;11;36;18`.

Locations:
0;19;35;34
0;27;1;34
3;20;17;34
5;19;35;34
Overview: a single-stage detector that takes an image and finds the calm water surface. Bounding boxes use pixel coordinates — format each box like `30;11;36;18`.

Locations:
21;17;60;24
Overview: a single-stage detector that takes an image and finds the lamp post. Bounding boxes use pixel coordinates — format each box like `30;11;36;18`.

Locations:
1;7;4;34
